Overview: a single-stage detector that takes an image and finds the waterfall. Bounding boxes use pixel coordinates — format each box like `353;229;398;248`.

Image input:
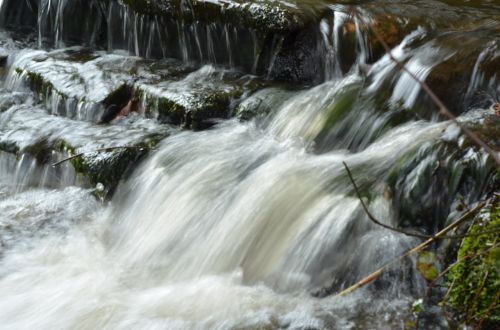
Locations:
0;76;443;329
0;0;497;329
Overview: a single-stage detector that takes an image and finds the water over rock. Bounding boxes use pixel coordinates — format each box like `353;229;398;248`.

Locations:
0;1;498;329
0;104;170;196
9;47;267;128
388;108;499;233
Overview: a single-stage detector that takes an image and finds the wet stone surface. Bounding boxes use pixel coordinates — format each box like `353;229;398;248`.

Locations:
0;105;171;196
10;48;267;128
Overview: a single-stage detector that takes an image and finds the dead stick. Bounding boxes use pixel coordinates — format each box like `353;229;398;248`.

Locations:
52;146;144;167
337;201;485;296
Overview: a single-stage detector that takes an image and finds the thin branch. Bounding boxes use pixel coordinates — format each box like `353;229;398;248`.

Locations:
52;146;144;167
350;10;500;167
335;201;485;297
342;162;499;240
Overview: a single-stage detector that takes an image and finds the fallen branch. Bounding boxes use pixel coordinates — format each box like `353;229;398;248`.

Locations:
343;162;499;240
336;200;485;297
349;9;500;167
52;146;144;167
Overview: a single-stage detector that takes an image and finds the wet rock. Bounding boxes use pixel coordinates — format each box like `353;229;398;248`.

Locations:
108;0;326;84
235;87;295;120
10;48;143;121
0;0;107;47
11;48;266;128
446;196;500;328
0;0;38;33
0;105;170;197
387;109;498;233
120;0;316;34
135;65;265;129
0;48;8;68
423;29;499;114
268;26;323;84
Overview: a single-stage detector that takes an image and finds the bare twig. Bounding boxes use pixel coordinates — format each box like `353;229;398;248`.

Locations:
350;10;500;166
52;146;144;167
342;162;499;239
336;201;485;296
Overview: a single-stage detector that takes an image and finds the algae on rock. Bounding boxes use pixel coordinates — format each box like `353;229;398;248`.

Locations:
445;196;500;327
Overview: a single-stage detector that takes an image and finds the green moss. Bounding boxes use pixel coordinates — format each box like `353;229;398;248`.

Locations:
320;85;360;133
21;69;68;107
54;133;166;199
446;198;500;325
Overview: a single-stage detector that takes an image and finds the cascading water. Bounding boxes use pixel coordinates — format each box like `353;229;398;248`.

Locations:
0;76;436;329
0;1;498;329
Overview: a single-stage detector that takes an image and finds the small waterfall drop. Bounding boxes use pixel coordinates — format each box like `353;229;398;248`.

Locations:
0;1;497;329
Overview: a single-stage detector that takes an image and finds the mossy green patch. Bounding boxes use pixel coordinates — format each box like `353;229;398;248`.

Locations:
446;197;500;325
54;132;167;199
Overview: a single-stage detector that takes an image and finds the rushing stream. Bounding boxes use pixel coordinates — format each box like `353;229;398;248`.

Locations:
0;1;498;329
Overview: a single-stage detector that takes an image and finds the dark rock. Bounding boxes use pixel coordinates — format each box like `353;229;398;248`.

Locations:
235;87;295;121
387;109;499;233
98;105;122;124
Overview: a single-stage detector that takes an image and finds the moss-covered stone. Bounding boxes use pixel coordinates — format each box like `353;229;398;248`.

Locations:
386;114;497;233
59;133;164;197
11;49;136;121
136;68;266;128
235;87;295;120
0;105;170;199
446;197;500;327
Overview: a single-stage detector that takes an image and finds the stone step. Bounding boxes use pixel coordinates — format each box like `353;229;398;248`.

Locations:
135;65;265;129
9;47;265;127
0;104;171;196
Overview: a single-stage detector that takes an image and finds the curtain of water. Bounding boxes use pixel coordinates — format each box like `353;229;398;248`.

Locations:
0;1;496;329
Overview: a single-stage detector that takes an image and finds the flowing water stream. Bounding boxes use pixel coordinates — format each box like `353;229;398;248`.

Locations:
0;1;498;329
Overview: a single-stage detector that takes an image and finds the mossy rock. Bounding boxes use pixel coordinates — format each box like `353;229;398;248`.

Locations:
0;105;170;199
235;87;295;121
136;68;266;128
445;197;500;327
61;134;163;197
387;122;497;233
12;49;138;121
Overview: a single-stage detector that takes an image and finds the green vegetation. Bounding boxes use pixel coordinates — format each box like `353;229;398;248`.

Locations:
445;197;500;326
